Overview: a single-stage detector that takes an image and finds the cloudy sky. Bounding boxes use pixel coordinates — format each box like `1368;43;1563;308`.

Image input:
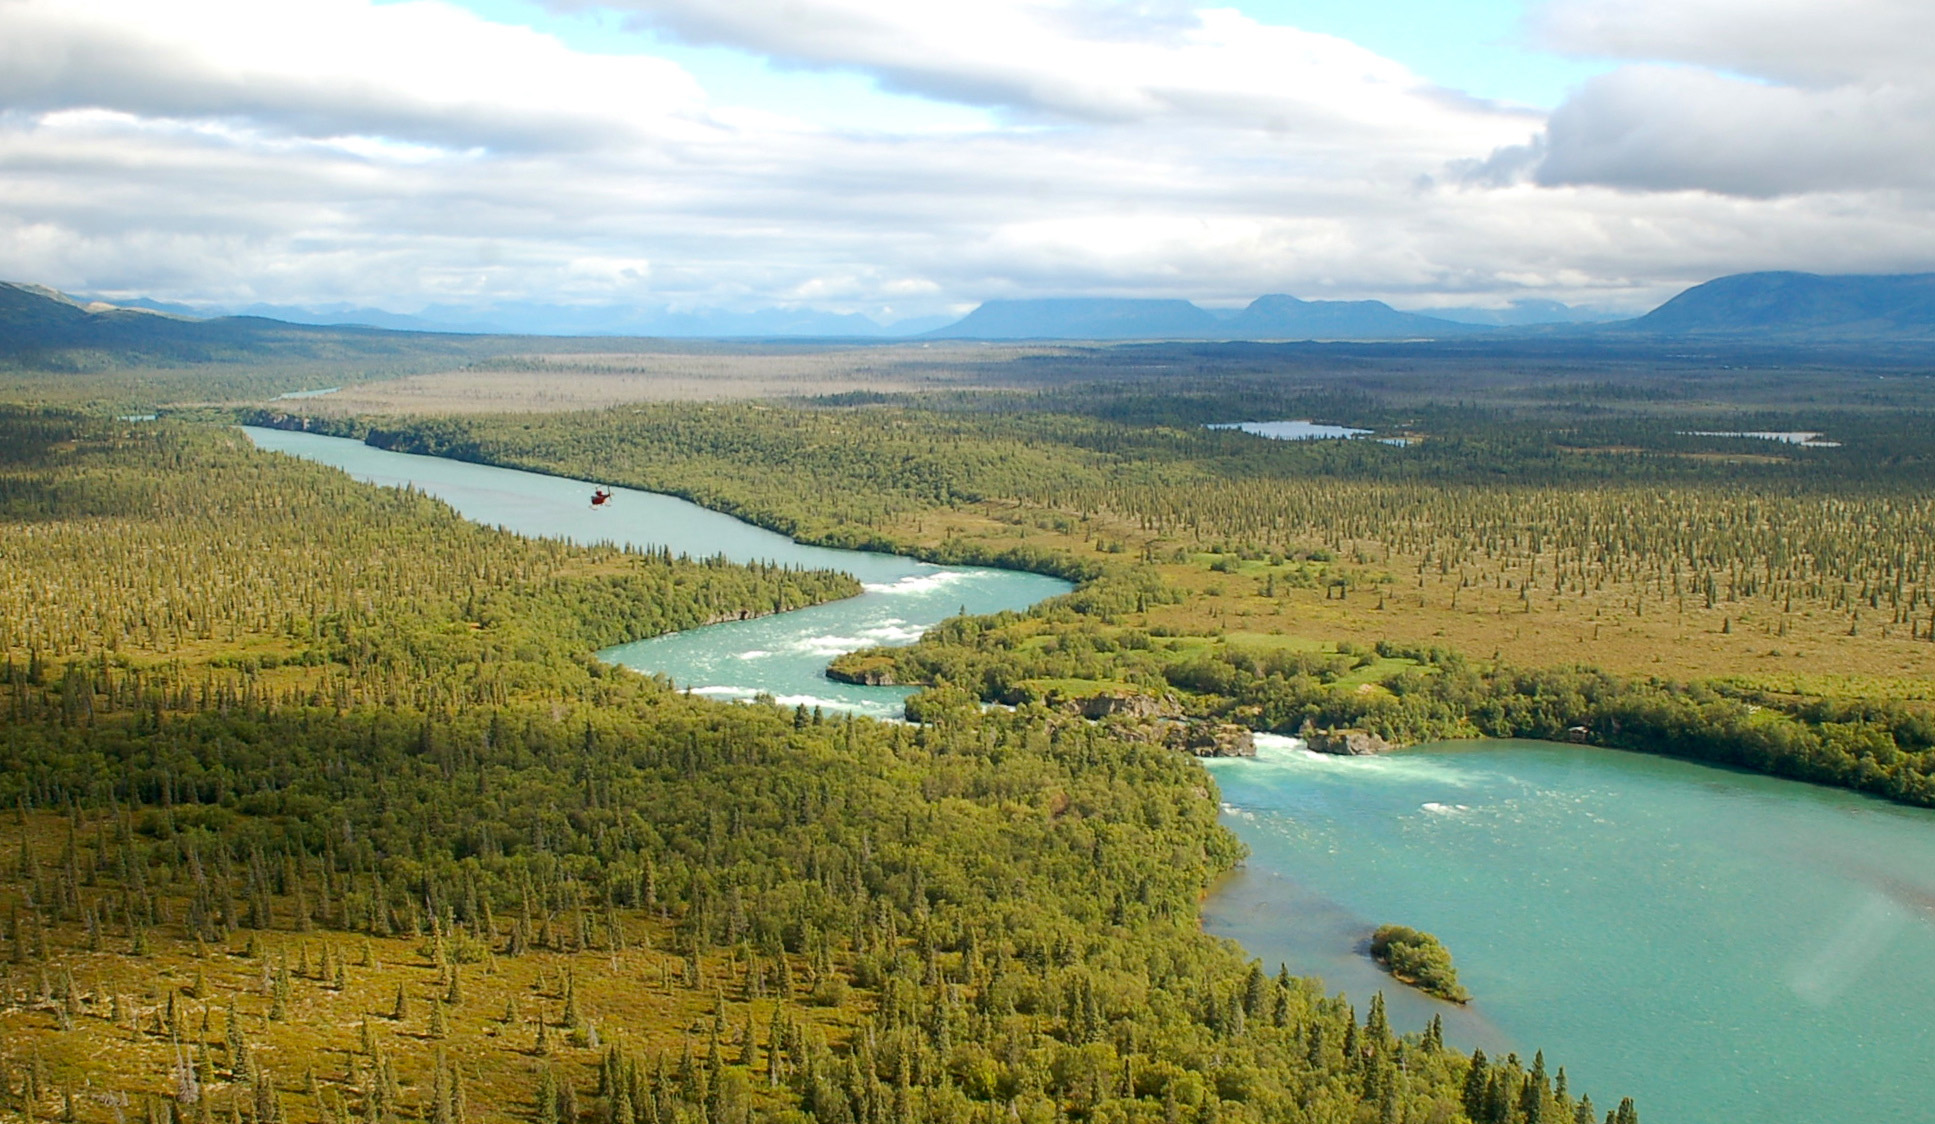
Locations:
1;0;1930;324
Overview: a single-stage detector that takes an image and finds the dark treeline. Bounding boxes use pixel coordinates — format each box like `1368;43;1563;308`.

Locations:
869;616;1935;808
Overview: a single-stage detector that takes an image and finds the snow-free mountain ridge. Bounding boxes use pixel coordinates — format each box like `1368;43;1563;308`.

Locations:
3;272;1933;355
925;294;1492;340
1633;272;1935;340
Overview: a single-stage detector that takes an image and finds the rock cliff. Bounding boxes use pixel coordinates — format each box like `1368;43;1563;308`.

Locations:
1302;727;1397;756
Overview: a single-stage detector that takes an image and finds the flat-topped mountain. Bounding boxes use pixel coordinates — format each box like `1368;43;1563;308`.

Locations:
1633;272;1935;339
927;294;1485;340
928;298;1223;340
931;274;1935;342
1225;294;1489;340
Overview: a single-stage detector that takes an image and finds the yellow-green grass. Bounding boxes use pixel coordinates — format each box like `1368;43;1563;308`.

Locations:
277;345;1073;415
0;813;871;1123
888;502;1935;701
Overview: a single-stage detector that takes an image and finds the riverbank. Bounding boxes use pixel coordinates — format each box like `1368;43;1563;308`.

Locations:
247;410;1105;586
844;616;1935;810
232;415;1931;1124
252;402;1935;813
242;424;1073;719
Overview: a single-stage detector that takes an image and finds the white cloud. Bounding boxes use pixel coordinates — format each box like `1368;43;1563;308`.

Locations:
561;0;1534;154
0;0;709;152
1533;0;1933;87
0;0;1928;318
1525;0;1935;196
1535;66;1935;195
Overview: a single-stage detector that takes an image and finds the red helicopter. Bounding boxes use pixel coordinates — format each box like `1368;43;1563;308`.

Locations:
590;488;613;508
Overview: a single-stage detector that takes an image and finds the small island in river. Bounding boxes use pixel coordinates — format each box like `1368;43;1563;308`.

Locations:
1370;924;1471;1003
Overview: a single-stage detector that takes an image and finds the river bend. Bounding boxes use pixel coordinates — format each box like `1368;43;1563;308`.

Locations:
245;425;1935;1124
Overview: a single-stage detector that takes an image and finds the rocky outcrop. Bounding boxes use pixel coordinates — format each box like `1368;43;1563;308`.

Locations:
1303;727;1396;756
824;655;899;686
1076;691;1182;720
1068;699;1254;758
1167;723;1256;758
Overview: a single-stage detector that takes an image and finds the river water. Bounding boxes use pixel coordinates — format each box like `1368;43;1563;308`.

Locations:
244;426;1935;1123
241;427;1070;717
1206;735;1935;1124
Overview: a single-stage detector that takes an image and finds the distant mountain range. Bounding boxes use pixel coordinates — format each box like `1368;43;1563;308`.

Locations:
0;282;488;363
58;289;1611;342
923;273;1935;341
1422;299;1626;328
217;301;942;338
926;294;1496;340
71;295;951;339
931;298;1220;340
3;271;1932;361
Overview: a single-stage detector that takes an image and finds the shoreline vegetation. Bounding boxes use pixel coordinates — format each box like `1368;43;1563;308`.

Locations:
1368;927;1470;1005
0;407;1630;1123
245;400;1935;812
873;636;1935;807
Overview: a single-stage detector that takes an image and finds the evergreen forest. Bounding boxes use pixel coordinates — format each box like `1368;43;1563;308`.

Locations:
0;404;1635;1123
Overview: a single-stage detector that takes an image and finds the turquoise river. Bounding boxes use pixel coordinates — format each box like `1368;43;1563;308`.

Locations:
246;426;1935;1124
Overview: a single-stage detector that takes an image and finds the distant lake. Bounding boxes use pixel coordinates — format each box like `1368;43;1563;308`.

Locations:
1682;430;1841;447
1208;420;1373;441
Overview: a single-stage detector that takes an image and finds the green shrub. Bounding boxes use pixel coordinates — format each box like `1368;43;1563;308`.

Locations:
1370;924;1469;1003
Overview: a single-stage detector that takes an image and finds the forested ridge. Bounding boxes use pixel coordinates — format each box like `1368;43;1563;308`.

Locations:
0;411;1629;1121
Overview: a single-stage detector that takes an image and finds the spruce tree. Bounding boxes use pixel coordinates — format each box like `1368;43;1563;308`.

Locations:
1463;1051;1489;1123
1241;963;1266;1019
1364;992;1391;1054
535;1069;559;1124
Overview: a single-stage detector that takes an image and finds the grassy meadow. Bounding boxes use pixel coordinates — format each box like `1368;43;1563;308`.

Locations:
2;803;846;1124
